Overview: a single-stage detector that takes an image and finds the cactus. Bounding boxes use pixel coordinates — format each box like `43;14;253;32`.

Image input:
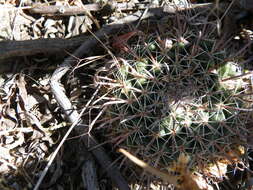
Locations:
95;31;250;186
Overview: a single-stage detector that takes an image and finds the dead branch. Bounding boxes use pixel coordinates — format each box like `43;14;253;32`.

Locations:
0;36;87;60
27;2;226;16
29;3;101;15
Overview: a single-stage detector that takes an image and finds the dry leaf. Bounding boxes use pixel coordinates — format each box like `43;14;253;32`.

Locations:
112;30;143;52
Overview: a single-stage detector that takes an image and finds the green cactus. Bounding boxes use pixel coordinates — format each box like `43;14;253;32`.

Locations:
96;32;250;181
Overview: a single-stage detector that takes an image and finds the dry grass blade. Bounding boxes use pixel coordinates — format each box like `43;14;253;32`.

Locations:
118;148;214;190
33;82;99;190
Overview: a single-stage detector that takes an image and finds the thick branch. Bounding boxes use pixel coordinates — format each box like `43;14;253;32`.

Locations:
0;36;87;60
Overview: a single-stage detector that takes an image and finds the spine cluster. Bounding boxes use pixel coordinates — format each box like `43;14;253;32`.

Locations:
95;32;250;183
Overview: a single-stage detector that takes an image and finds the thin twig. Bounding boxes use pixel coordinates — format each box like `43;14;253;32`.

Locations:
33;82;97;190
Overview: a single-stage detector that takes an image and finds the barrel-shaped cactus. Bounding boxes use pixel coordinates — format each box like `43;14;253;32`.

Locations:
95;31;250;184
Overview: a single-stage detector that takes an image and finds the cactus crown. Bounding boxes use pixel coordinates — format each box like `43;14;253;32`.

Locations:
95;23;250;185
